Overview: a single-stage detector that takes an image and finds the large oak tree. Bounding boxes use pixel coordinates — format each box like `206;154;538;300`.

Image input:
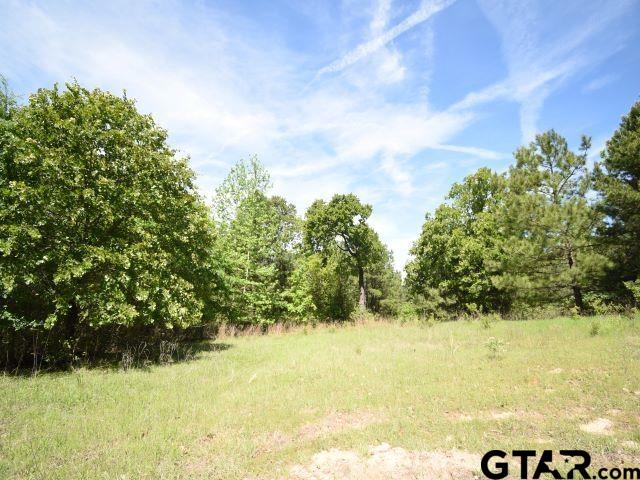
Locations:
304;194;382;310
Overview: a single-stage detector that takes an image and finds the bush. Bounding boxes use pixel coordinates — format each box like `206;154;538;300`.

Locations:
395;302;419;323
583;292;621;315
350;309;377;324
0;83;223;369
624;280;640;306
485;337;506;358
411;288;450;321
479;313;501;329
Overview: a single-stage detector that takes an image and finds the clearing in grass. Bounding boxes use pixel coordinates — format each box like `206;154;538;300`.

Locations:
1;315;639;479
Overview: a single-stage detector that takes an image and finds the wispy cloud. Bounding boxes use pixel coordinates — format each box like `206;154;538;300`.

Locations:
432;144;506;160
1;0;635;270
317;0;455;76
582;73;618;93
380;155;414;195
458;0;634;142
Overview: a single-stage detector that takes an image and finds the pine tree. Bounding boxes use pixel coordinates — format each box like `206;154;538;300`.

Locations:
494;130;609;311
595;100;640;297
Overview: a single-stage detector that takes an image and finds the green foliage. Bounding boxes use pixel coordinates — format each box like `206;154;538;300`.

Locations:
406;168;510;314
624;279;640;306
283;258;316;322
304;194;383;309
395;301;419;323
479;313;500;329
595;101;640;298
583;292;620;315
302;251;358;321
212;162;403;326
213;158;301;325
410;287;453;320
492;130;609;312
407;131;614;316
0;82;221;366
349;308;377;323
589;321;601;337
214;155;271;225
0;75;17;120
2;77;639;369
485;336;506;358
363;242;404;317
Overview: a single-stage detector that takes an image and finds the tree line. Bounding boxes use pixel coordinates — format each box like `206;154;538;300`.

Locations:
406;119;640;317
0;78;638;369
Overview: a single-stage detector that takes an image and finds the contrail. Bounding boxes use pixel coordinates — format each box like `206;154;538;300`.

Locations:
318;0;456;76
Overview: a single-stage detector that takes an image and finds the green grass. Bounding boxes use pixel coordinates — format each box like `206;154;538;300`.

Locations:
1;315;639;479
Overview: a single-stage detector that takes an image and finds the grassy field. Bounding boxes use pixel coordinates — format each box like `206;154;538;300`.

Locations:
1;315;639;479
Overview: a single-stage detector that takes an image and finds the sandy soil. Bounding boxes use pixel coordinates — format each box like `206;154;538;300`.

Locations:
287;443;481;480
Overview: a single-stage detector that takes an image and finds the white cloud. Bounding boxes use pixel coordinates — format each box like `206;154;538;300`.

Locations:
375;49;407;84
1;0;634;272
582;73;618;93
370;0;392;36
380;155;414;195
0;0;491;270
464;0;633;142
317;0;455;76
432;144;505;160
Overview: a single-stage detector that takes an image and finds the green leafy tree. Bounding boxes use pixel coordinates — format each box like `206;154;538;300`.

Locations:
304;194;382;310
214;158;302;325
0;75;17;120
213;155;271;225
303;250;358;321
594;100;640;296
282;255;316;321
406;168;509;314
494;130;609;311
0;82;222;365
365;246;404;317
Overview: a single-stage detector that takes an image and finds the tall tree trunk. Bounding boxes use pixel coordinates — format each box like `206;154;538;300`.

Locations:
357;265;366;310
566;244;584;312
572;284;584;312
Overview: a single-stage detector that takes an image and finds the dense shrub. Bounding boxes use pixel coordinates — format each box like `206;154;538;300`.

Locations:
0;83;223;369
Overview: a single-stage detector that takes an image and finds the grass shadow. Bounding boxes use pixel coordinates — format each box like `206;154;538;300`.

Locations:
6;339;234;377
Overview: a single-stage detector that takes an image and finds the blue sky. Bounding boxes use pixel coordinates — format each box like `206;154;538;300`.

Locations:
1;0;639;270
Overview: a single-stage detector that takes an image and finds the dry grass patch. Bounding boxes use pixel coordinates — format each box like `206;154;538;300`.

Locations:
287;443;481;480
298;410;385;441
256;410;386;455
580;418;615;435
446;409;544;422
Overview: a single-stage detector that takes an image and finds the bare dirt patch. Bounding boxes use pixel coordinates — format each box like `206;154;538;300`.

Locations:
490;411;515;420
580;418;614;435
445;412;475;422
535;437;552;444
287;443;481;479
621;440;640;450
256;410;385;455
446;410;542;422
298;410;384;441
257;430;292;453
